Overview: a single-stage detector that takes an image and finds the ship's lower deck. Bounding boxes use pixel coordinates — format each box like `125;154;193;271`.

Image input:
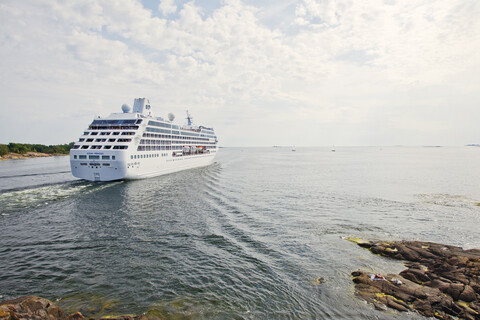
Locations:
70;149;217;181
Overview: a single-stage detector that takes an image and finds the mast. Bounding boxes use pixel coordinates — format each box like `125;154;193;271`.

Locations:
186;110;193;126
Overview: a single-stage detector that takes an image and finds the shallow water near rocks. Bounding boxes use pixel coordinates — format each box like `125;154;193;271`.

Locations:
1;147;480;319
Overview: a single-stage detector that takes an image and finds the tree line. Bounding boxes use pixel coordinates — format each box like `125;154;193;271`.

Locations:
0;142;74;156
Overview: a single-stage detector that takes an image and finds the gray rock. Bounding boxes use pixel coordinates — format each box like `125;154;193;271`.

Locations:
351;240;480;320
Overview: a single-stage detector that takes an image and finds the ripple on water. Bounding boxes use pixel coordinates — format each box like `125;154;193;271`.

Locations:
416;193;480;208
0;181;123;215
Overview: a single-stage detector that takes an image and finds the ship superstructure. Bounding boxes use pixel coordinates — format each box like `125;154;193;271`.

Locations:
70;98;218;181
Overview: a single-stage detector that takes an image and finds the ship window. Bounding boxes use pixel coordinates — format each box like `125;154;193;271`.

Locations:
103;145;112;149
91;132;98;135
92;119;136;125
86;138;93;142
102;155;110;160
112;156;116;160
117;138;131;142
102;163;110;166
79;155;87;159
113;146;128;149
121;132;135;135
95;139;106;142
73;155;77;159
146;127;171;134
113;132;120;135
89;155;100;159
148;120;172;128
79;138;85;142
80;163;87;166
81;145;89;149
84;132;89;135
100;132;111;135
73;145;80;149
108;139;116;142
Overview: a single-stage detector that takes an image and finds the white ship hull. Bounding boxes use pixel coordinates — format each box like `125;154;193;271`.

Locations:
70;150;216;181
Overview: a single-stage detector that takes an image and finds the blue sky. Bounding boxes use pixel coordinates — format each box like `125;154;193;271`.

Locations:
0;0;479;146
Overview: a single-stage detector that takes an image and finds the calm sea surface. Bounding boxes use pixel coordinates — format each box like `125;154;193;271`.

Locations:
1;147;480;319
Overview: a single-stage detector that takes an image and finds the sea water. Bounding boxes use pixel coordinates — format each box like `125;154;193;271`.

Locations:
1;147;479;319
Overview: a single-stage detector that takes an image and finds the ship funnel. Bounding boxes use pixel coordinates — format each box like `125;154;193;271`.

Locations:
133;98;151;115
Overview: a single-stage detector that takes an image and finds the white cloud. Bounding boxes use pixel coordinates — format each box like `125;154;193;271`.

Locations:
159;0;177;16
295;0;343;26
0;0;479;146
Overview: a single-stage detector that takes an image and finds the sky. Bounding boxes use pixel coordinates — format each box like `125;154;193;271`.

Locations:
0;0;479;147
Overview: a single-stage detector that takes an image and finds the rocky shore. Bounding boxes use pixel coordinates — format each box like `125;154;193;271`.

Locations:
0;296;158;320
0;153;67;161
351;240;480;319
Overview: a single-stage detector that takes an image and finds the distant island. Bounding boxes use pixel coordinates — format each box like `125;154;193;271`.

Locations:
0;142;74;160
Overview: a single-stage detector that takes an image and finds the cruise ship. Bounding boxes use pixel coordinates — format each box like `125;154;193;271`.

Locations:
70;98;218;181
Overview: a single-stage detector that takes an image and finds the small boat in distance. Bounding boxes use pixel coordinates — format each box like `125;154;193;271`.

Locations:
292;146;296;151
331;145;336;152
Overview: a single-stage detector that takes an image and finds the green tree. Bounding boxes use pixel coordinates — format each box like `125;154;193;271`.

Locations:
0;144;8;156
8;143;20;153
5;142;74;155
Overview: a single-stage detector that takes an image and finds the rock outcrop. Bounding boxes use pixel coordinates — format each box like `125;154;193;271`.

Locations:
0;296;158;320
351;240;480;320
0;153;66;161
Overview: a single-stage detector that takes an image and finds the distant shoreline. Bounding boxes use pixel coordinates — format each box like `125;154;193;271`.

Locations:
0;152;68;161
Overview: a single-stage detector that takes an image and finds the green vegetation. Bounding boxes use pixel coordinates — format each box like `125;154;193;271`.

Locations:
0;144;8;156
0;142;74;156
